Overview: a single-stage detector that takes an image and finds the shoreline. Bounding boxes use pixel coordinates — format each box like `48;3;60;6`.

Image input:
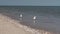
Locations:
0;13;57;34
0;14;33;34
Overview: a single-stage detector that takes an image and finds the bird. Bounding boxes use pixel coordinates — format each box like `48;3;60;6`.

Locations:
19;14;23;21
20;14;23;18
33;16;37;20
33;16;37;23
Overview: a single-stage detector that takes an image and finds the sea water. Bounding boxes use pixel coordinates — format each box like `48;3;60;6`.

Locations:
0;6;60;34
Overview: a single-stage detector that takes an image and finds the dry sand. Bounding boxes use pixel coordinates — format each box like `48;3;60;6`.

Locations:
0;14;33;34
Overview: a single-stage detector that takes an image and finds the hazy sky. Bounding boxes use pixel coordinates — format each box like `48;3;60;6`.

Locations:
0;0;60;6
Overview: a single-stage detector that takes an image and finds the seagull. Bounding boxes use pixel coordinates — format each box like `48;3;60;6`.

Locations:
33;16;37;23
20;14;23;18
33;16;37;20
19;14;23;21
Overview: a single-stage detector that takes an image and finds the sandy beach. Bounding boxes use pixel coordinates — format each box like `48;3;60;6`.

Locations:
0;14;33;34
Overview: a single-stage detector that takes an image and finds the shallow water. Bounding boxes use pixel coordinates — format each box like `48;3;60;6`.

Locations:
0;6;60;34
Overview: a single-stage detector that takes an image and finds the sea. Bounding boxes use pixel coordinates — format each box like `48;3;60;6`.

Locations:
0;6;60;34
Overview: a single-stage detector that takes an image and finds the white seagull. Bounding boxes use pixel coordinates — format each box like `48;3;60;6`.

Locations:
20;14;23;18
19;14;23;21
33;16;37;20
33;16;37;23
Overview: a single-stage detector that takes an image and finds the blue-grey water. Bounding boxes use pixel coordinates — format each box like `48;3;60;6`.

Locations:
0;6;60;33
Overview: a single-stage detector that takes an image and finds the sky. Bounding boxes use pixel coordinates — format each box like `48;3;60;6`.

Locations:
0;0;60;6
